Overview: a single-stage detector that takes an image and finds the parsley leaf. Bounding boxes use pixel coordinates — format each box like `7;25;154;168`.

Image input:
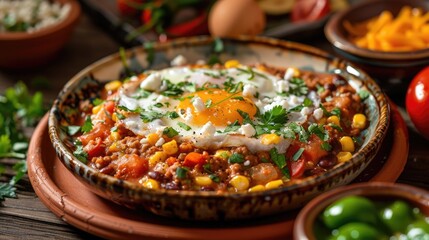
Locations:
73;141;88;164
222;120;241;133
176;167;188;179
321;142;332;151
287;77;308;96
167;111;179;119
140;111;163;123
270;148;290;178
228;153;245;164
81;116;93;133
209;174;220;183
163;127;179;138
261;106;288;125
308;123;329;141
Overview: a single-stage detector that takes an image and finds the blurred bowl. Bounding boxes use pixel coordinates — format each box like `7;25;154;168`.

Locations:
0;0;80;69
294;182;429;240
325;0;429;81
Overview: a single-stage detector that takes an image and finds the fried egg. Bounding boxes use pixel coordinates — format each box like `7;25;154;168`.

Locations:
116;60;321;153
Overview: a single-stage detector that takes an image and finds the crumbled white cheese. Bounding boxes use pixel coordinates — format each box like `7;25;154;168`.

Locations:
155;137;165;147
243;160;250;166
192;96;206;113
275;80;289;93
313;108;324;120
239;123;256;137
300;107;311;116
242;84;257;98
199;121;216;136
170;55;187;66
156;95;169;103
140;73;162;91
283;68;295;81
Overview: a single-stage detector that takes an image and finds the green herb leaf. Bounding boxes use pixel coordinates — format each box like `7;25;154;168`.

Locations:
269;148;290;178
308;123;329;141
140;111;163;123
209;174;220;183
176;167;188;179
66;126;81;136
203;163;212;173
92;98;104;106
0;183;17;201
163;127;179;138
358;90;370;100
261;106;288;125
73;142;88;164
321;142;332;151
228;153;244;164
178;122;191;131
81;116;93;133
287;77;308;96
292;148;305;161
222;120;241;133
167;111;179;119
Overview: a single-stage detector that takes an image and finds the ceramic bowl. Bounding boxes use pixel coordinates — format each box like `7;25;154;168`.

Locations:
324;0;429;81
0;0;80;69
293;182;429;240
48;36;390;220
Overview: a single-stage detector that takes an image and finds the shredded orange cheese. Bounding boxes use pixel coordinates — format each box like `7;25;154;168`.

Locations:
344;6;429;52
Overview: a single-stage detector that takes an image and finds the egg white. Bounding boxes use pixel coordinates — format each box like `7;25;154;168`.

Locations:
115;65;321;153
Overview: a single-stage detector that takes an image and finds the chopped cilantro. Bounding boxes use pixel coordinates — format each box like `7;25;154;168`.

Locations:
232;96;245;101
140;111;163;123
163;127;179;137
222;120;241;133
287;77;308;96
176;167;188;179
92;98;104;106
261;106;288;125
167;111;179;119
111;126;118;132
178;122;191;131
205;99;212;108
81;116;93;133
73;141;88;164
292;148;305;161
319;104;342;118
269;148;290;178
288;122;309;142
321;142;332;151
161;79;184;96
308;123;329;141
132;88;151;99
154;102;163;108
116;112;126;120
228;153;244;164
358;89;370;100
209;174;220;183
328;123;343;132
203;163;212;173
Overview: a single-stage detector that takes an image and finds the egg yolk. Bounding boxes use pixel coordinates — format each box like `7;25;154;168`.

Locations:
177;89;257;127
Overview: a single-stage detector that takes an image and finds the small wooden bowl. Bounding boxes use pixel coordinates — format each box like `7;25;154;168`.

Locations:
325;0;429;81
294;182;429;240
0;0;80;69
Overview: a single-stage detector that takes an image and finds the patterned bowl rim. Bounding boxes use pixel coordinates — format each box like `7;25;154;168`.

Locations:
48;35;390;199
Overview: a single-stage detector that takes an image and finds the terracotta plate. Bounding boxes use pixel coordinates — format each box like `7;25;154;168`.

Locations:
27;103;408;240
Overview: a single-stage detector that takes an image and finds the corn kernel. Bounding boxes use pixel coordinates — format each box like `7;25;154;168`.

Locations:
108;142;119;152
194;176;213;186
105;80;122;91
224;59;240;68
257;64;268;72
319;117;327;125
229;175;250;191
261;134;281;145
340;136;355;152
92;105;102;115
162;140;178;155
147;133;160;146
149;151;167;167
290;67;301;77
110;132;120;141
214;150;231;160
337;152;353;162
248;185;265;192
112;113;118;122
141;178;160;190
327;115;340;126
265;179;283;190
352;113;367;129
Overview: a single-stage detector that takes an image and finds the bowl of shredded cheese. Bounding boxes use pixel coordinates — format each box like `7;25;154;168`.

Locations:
325;0;429;81
0;0;80;69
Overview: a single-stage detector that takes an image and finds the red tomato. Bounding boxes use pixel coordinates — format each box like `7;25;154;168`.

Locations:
183;152;207;168
84;137;105;159
115;154;149;180
117;0;143;16
406;66;429;140
291;0;330;23
104;101;115;115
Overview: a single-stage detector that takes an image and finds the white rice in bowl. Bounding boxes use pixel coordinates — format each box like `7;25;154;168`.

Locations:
0;0;71;33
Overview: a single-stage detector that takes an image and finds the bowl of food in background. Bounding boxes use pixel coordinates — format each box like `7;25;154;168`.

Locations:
325;0;429;81
0;0;80;69
48;36;390;220
294;182;429;240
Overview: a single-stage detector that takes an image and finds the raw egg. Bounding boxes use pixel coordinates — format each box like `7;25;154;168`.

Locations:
208;0;266;37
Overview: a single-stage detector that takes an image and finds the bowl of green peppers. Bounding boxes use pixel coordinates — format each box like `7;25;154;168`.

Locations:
294;182;429;240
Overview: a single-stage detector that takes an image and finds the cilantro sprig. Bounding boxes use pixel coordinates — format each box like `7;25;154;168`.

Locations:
0;82;45;202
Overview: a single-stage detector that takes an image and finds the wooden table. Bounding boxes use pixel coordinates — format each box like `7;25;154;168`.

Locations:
1;8;428;240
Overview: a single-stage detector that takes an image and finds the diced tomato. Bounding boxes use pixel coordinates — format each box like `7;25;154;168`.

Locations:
290;159;305;178
183;152;207;168
291;0;330;23
140;8;152;24
84;137;105;159
78;122;112;145
114;154;149;180
166;157;178;166
302;135;329;163
104;101;115;115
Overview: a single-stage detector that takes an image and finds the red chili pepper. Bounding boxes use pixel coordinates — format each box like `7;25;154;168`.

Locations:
165;11;208;37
